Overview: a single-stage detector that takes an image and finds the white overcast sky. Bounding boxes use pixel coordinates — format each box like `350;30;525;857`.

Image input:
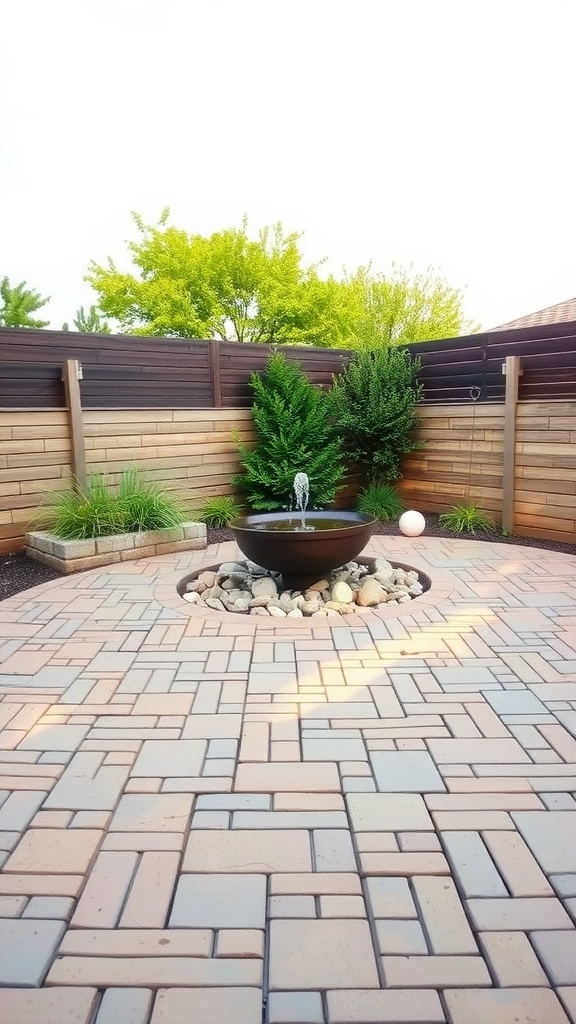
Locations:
1;0;574;332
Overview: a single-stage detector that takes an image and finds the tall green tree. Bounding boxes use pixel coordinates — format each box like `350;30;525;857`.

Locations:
86;211;355;345
0;277;50;328
343;264;476;347
62;305;111;333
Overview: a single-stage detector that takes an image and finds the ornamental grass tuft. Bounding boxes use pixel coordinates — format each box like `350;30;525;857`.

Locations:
34;466;189;540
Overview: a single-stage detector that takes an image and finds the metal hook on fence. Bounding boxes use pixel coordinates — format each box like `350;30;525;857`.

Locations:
470;386;481;402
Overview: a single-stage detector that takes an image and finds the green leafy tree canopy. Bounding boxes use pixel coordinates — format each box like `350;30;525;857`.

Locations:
235;351;345;511
344;264;477;348
62;305;111;333
0;276;50;329
86;211;355;345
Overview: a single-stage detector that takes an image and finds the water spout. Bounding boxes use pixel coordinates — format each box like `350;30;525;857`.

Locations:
293;472;310;530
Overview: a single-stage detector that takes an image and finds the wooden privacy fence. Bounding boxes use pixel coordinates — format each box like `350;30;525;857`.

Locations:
1;324;576;551
1;318;576;407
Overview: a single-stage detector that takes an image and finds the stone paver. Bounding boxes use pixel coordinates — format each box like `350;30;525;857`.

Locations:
170;874;266;928
1;535;576;1013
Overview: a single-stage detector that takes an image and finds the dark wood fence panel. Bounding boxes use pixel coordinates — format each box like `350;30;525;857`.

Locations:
1;320;576;409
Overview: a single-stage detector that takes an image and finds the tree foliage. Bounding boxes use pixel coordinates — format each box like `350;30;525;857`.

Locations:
86;212;355;344
330;347;423;483
0;276;50;329
344;264;476;348
234;351;344;511
85;211;474;346
64;305;111;333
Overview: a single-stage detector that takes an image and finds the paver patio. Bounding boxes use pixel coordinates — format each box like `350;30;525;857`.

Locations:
0;533;575;1023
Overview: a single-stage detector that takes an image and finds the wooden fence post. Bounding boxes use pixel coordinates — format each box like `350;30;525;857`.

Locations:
209;339;222;408
502;355;521;534
62;359;87;491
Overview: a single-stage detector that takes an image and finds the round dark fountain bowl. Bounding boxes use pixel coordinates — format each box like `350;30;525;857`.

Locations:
230;511;376;591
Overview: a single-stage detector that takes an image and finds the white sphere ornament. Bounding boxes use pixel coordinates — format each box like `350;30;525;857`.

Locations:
399;510;426;537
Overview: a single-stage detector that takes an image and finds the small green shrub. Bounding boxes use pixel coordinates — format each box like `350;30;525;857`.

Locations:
439;503;497;534
330;346;423;484
357;482;405;521
235;351;345;512
194;495;242;529
34;466;189;540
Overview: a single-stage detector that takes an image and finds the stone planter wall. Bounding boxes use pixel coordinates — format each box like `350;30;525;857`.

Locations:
26;522;206;574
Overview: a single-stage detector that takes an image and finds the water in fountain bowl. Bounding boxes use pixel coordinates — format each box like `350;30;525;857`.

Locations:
251;516;356;532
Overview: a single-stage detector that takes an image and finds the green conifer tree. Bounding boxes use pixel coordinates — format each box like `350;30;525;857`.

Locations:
235;352;344;511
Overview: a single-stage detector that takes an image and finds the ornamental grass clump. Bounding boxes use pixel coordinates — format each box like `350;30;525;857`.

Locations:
439;503;497;534
194;495;243;528
357;481;405;521
34;466;189;540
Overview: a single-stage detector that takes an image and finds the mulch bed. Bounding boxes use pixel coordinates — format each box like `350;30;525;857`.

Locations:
2;517;575;603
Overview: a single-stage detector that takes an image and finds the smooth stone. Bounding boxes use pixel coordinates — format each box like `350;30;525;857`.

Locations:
325;601;354;615
331;580;354;603
203;584;225;601
218;562;247;575
268;605;287;618
249;595;271;608
278;593;296;613
197;570;217;587
287;608;304;617
250;607;271;616
252;577;278;598
306;579;330;592
205;598;226;611
182;591;200;603
185;580;201;592
232;599;250;612
355;578;386;607
301;600;321;616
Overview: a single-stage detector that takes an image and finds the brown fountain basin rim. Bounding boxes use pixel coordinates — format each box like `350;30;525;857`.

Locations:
230;511;377;537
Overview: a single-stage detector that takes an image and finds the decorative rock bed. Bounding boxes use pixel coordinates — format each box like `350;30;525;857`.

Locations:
180;556;429;617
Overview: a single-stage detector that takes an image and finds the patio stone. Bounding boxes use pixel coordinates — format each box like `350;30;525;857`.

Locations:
364;877;417;918
376;919;427;954
268;991;324;1023
479;931;549;987
412;876;477;954
170;874;266;928
531;931;576;985
0;988;98;1024
512;811;576;873
383;955;491;987
19;724;90;751
347;793;433;831
2;534;576;1010
109;794;193;832
130;739;206;777
95;988;153;1024
444;987;572;1024
183;830;312;872
369;751;445;792
151;988;262;1024
3;828;102;874
441;831;507;897
269;918;379;989
326;989;445;1022
0;918;65;985
47;956;262;987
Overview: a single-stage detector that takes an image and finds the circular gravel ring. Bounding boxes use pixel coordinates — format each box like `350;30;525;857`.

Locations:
177;556;432;616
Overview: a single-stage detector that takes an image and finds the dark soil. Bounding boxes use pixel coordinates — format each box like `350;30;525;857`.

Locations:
2;516;575;603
